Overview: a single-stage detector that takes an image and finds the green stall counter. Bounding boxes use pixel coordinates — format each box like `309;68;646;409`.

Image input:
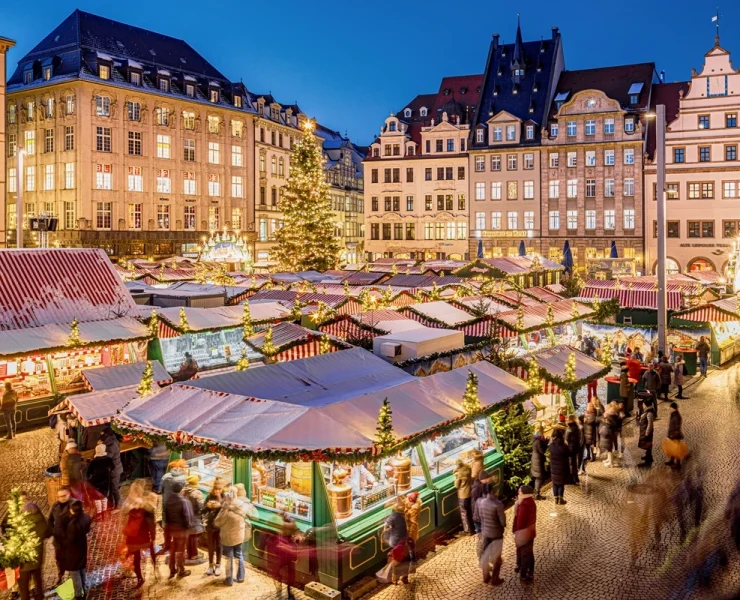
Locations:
675;348;697;375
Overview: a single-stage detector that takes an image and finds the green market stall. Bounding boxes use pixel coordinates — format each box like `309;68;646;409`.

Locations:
113;348;531;591
670;298;740;366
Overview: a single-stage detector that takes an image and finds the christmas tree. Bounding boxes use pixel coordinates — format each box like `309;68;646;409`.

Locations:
319;333;332;355
0;488;39;569
148;310;159;338
527;357;543;394
343;280;351;298
461;370;481;415
379;285;393;309
309;301;335;326
272;121;340;272
261;327;276;358
490;404;533;498
564;352;577;387
571;300;580;321
358;288;374;312
601;334;613;367
374;398;395;451
136;361;155;397
67;317;83;347
235;348;249;371
241;303;254;339
179;307;191;333
545;304;554;328
428;282;441;301
291;298;306;322
515;306;525;331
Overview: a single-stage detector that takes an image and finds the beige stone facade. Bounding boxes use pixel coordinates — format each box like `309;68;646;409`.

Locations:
0;36;15;246
645;41;740;275
364;113;469;261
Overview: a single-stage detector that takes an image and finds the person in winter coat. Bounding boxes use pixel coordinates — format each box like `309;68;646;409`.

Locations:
471;470;492;531
612;400;626;456
530;425;548;500
382;498;409;584
583;404;598;465
453;459;474;534
182;475;205;561
565;415;581;485
696;336;710;377
404;491;421;562
674;357;688;399
548;428;570;505
85;442;113;515
627;355;643;382
477;487;506;585
619;365;633;405
62;500;91;599
60;440;83;489
123;486;157;589
213;489;251;585
470;449;484;481
2;382;18;439
638;396;657;467
642;363;661;406
164;480;192;579
665;402;685;467
18;503;49;600
512;485;537;583
149;444;170;493
100;425;123;509
266;517;299;599
161;459;188;552
47;486;72;585
599;408;617;468
658;356;672;401
201;479;226;576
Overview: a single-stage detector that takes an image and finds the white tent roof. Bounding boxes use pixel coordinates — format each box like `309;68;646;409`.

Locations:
458;297;511;316
374;327;461;344
81;360;171;391
375;320;425;334
156;302;290;331
407;301;476;326
524;345;604;381
50;386;141;427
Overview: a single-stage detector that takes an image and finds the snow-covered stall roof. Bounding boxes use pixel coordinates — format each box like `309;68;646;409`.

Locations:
114;349;528;456
50;386;141;427
523;345;606;382
405;301;478;326
496;299;593;332
0;249;137;331
156;302;291;332
81;361;172;391
456;297;512;316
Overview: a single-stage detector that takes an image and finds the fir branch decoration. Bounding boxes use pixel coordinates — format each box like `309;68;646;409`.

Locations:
461;370;481;415
0;488;39;569
272;121;340;271
67;317;83;348
136;361;155;397
179;307;190;333
374;398;395;451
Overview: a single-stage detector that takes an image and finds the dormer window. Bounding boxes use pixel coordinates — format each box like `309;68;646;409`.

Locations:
388;121;396;132
186;84;195;98
476;128;484;144
513;68;525;78
43;67;52;81
404;108;411;118
271;107;279;121
420;107;427;117
373;147;379;157
210;89;219;103
159;78;169;92
130;72;141;86
24;71;32;84
234;95;242;108
627;82;643;105
506;125;516;141
99;64;110;80
526;125;534;140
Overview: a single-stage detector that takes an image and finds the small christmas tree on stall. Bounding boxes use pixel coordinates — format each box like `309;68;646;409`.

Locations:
391;263;398;276
319;333;332;355
545;304;554;328
428;282;441;301
67;317;83;348
136;361;155;397
0;488;39;569
601;334;613;367
515;306;525;332
374;398;395;452
343;280;351;298
310;301;335;326
272;121;340;272
358;288;374;312
241;302;254;339
461;370;481;415
291;299;306;322
179;307;190;333
564;352;577;387
379;285;393;309
527;357;543;394
148;310;159;338
261;327;276;358
235;348;249;371
571;300;580;321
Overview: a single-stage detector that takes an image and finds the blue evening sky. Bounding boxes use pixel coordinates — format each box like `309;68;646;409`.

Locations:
1;0;736;144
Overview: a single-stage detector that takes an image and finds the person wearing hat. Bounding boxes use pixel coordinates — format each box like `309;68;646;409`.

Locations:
174;351;199;382
512;485;537;583
86;442;113;515
161;459;188;552
182;474;205;563
60;440;83;489
404;491;422;562
638;396;656;468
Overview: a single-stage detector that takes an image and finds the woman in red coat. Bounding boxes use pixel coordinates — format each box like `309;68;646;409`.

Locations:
512;485;537;582
122;484;157;588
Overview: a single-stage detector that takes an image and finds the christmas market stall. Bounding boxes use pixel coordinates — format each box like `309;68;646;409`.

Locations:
80;360;172;392
670;297;740;366
244;322;350;362
400;301;494;339
113;347;532;591
0;248;151;433
452;256;564;289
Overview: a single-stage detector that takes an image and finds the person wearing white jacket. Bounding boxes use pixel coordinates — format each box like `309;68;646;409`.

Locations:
213;487;257;585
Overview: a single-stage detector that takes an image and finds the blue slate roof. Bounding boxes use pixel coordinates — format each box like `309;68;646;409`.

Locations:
472;24;564;147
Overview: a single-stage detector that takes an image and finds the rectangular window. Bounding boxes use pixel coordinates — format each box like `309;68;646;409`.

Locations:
586;179;596;197
624;178;635;196
393;197;401;211
425;195;433;211
435;223;444;241
44;164;54;190
726;145;737;161
506;125;516;141
585;151;596;166
688;183;700;199
724;182;737;198
25;131;35;155
231;208;242;230
128;203;142;230
624;118;635;133
231;120;243;137
727;113;738;128
64;202;75;230
476;129;485;143
209;207;220;230
208;116;220;134
445;167;453;180
406;167;414;182
605;150;615;166
699;147;711;162
370;196;378;211
127;166;142;192
550;123;559;138
698;115;710;129
702;182;714;198
445;222;455;240
446;139;455;152
567;151;577;167
64;163;74;189
184;206;196;230
127;101;141;122
95;96;110;117
567;121;577;137
566;179;578;198
674;148;685;163
604;209;616;230
524;211;534;230
549;153;559;168
526;125;534;140
406;196;414;211
566;210;577;230
604;118;615;134
585;119;596;135
457;166;465;180
436;167;444;181
96;202;112;229
8;168;16;193
524;180;534;199
475;156;485;172
26;101;34;121
549;180;559;199
44;129;54;153
156;205;170;230
491;211;501;230
435;139;443;153
549;210;560;230
488;155;500;171
208;174;220;196
624;209;635;230
96;164;112;190
156;134;170;159
230;145;243;167
64;126;74;151
99;64;110;80
702;221;714;237
159;172;173;193
183;111;195;130
128;131;142;156
382;223;391;240
183;172;196;195
624;148;635;165
457;222;467;239
422;168;431;181
26;166;35;191
228;175;242;198
523;153;534;169
585;210;596;230
507;154;517;170
184;139;195;162
475;212;486;231
605;178;615;197
458;194;466;210
688;221;700;238
424;223;433;240
667;183;680;200
208;142;220;164
493;126;502;141
475;182;485;200
507;211;518;230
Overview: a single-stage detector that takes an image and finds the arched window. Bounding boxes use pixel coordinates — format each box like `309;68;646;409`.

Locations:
420;107;427;117
404;108;411;118
688;257;715;272
271;156;277;175
278;157;284;177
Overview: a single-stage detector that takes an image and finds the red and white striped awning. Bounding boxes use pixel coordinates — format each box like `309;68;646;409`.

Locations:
275;339;339;362
673;297;740;322
508;364;561;394
579;287;683;310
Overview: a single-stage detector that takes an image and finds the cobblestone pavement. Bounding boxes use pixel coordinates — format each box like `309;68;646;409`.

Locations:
4;365;740;600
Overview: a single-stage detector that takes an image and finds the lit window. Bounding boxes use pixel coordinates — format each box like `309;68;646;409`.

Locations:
475;182;485;200
64;163;74;189
549;210;560;230
208;174;220;196
208;115;220;134
130;72;141;86
127;166;142;192
524;181;534;199
524;211;534;230
586;151;596;167
604;209;616;230
25;131;35;155
585;210;596;230
567;179;578;198
44;164;54;190
491;182;502;200
183;172;196;195
96;164;112;190
156;134;171;159
208;142;220;164
624;209;635;230
99;64;110;80
476;129;484;143
507;211;518;229
232;145;243;167
184;206;196;230
95;96;110;117
155;107;170;126
567;210;578;230
157;205;170;229
491;211;501;230
128;204;142;229
567;152;577;167
183;111;195;130
156;169;171;193
549;180;559;199
624;178;635;196
231;175;243;198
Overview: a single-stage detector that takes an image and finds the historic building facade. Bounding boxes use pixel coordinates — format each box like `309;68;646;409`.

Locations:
644;37;740;275
541;64;657;273
0;35;14;247
364;76;480;261
4;10;256;259
468;24;564;259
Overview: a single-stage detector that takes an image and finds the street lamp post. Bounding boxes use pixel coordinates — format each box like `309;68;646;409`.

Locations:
655;104;667;353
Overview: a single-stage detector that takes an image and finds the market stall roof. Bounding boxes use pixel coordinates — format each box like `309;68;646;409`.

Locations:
382;274;465;288
684;270;723;285
0;316;150;359
167;282;260;302
524;287;565;303
582;277;707;295
453;256;564;278
509;345;608;392
0;249;137;330
490;291;544;308
671;297;740;323
81;360;172;391
456;297;512;316
155;303;291;332
577;287;683;310
114;349;528;457
245;322;319;353
341;271;387;285
50;386;141;427
404;301;478;326
496;299;592;332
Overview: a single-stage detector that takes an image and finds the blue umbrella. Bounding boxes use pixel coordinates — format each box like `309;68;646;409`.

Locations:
610;240;619;259
518;240;526;257
561;240;573;274
477;239;484;259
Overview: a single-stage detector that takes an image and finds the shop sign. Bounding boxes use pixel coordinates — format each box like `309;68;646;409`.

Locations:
479;230;528;238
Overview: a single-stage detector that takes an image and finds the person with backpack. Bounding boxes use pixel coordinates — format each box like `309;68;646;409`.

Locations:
674;357;688;399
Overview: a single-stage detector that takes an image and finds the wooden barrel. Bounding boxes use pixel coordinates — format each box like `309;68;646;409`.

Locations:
389;454;412;491
289;462;313;496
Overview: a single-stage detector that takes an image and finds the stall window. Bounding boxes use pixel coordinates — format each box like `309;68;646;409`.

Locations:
0;356;54;401
422;418;496;477
185;454;233;492
253;460;312;522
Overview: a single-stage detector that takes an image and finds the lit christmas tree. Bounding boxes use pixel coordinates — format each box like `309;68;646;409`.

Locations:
241;302;254;339
291;298;306;322
261;327;276;358
136;361;155;397
601;334;613;367
0;488;39;569
179;307;191;333
461;370;481;415
310;301;335;326
67;317;83;347
545;304;554;328
564;352;577;387
272;121;340;272
570;300;580;321
374;398;395;451
390;263;398;276
358;288;374;312
428;282;441;301
148;310;159;338
516;306;525;331
527;357;543;394
235;348;249;371
343;280;351;298
379;285;393;309
319;333;332;354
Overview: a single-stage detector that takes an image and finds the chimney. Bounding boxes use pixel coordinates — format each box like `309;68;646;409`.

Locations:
492;33;500;50
551;26;559;40
660;70;666;83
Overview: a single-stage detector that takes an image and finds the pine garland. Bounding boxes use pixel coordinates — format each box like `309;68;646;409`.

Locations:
461;370;481;415
136;361;155;397
272;121;340;271
179;307;191;333
374;398;395;451
67;317;83;347
0;488;39;569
